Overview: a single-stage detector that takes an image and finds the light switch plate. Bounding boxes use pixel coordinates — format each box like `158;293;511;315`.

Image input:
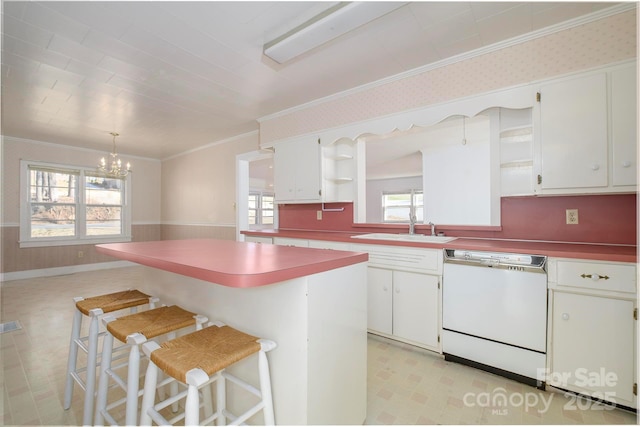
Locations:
316;210;322;220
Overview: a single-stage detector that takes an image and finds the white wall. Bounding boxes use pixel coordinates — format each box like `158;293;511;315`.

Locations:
161;132;259;226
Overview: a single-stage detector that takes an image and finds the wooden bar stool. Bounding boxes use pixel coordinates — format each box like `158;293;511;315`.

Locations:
139;321;277;426
94;305;208;425
64;289;156;425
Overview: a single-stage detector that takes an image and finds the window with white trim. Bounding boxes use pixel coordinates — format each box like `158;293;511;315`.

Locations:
382;190;423;223
248;192;274;226
20;161;131;247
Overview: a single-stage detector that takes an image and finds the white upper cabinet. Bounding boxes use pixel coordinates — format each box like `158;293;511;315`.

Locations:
538;72;609;191
274;137;322;203
274;136;356;204
611;63;637;187
535;62;637;194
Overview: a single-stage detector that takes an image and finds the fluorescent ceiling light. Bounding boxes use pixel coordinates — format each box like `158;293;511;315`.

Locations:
264;2;407;64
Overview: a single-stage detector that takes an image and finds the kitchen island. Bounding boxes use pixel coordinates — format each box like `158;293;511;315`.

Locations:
96;239;368;425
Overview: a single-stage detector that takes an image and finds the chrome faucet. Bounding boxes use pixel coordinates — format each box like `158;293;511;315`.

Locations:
409;211;417;235
429;221;436;236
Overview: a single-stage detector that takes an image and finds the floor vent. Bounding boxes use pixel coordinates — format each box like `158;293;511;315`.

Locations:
0;320;22;334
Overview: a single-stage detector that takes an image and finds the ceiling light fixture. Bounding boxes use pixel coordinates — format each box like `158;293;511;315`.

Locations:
98;132;131;177
263;1;406;64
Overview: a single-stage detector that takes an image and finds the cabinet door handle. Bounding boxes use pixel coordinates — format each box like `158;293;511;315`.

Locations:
590;164;600;171
622;161;632;168
382;286;388;292
580;273;610;281
561;313;570;321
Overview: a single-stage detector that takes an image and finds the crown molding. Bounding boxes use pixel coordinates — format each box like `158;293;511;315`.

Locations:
162;130;259;161
1;135;160;162
258;3;636;123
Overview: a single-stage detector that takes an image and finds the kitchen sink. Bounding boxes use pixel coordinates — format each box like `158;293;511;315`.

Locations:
351;233;457;243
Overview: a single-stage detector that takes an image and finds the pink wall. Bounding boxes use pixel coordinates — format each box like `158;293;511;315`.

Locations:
278;194;637;245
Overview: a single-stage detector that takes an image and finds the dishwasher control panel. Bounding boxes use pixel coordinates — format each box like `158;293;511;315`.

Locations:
444;249;547;272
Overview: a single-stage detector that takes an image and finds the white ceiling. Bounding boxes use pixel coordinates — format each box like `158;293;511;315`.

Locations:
1;1;620;160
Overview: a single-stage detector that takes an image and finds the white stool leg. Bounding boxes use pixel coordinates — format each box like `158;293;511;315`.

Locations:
125;338;142;425
216;371;226;426
258;350;275;425
185;368;210;426
94;318;115;426
63;302;83;409
140;341;161;426
83;307;103;425
139;362;158;426
185;384;200;426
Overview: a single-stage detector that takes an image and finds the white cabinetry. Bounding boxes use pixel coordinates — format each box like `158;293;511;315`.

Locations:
535;63;637;194
244;235;273;244
273;137;356;204
611;64;637;187
308;240;351;251
367;268;438;349
547;258;637;408
538;72;608;190
273;237;309;247
274;137;322;203
353;244;442;352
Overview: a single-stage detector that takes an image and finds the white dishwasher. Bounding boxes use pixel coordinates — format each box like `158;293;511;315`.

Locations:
442;249;548;387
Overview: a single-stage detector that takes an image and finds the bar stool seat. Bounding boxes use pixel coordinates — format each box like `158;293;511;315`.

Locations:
95;305;207;426
139;322;276;426
64;289;155;425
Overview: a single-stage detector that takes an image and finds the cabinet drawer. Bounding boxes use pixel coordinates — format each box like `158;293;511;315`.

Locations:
273;237;309;247
308;240;351;251
351;244;441;273
555;260;636;293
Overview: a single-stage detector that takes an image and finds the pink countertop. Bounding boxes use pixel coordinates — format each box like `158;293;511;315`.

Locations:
96;239;368;288
242;230;637;263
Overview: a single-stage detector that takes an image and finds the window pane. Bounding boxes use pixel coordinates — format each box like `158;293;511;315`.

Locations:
248;210;257;225
384;206;410;222
262;216;274;225
86;177;123;205
383;193;411;206
86;206;122;236
30;204;75;237
29;170;77;202
262;196;274;209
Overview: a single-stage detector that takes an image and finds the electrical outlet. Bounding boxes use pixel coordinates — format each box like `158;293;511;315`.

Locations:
566;209;579;225
316;210;322;220
77;251;84;258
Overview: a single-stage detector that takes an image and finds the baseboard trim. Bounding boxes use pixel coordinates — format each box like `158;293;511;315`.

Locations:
1;261;137;282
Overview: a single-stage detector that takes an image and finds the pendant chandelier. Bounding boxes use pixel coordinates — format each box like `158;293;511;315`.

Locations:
98;132;131;177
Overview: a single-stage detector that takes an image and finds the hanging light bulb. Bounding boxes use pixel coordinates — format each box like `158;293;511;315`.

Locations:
97;132;131;177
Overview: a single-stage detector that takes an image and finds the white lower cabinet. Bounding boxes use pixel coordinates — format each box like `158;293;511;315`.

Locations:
368;267;440;350
367;267;393;335
547;258;637;408
355;244;442;352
